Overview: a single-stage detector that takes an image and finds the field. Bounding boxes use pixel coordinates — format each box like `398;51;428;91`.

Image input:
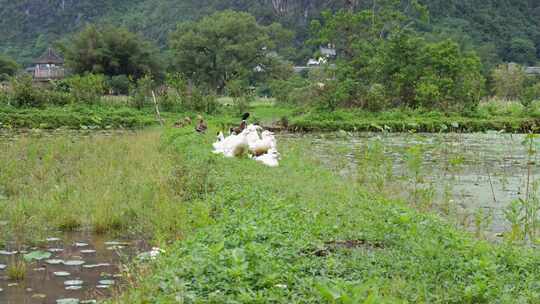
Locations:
3;103;540;302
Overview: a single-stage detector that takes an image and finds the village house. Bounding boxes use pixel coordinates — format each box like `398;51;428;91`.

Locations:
526;66;540;76
27;48;65;81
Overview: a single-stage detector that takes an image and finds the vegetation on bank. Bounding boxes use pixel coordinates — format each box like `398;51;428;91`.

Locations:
0;131;186;246
112;128;540;303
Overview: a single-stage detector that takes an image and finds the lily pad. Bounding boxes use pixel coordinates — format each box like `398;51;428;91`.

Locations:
46;259;64;265
96;285;111;289
56;298;79;304
47;237;61;242
0;264;6;270
80;249;96;254
48;248;64;253
24;251;52;262
82;263;110;269
32;294;47;299
98;279;114;285
81;301;97;304
65;286;83;291
106;245;124;250
63;260;85;266
64;280;84;286
74;242;88;247
104;241;130;246
54;271;71;277
0;250;17;256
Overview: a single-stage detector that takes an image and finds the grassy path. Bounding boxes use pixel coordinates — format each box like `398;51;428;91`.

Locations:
115;128;540;303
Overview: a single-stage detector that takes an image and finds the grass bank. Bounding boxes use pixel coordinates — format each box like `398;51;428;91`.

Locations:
0;104;157;129
4;100;540;134
115;128;540;303
290;105;540;133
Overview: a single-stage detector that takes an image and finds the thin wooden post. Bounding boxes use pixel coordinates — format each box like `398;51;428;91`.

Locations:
151;90;164;127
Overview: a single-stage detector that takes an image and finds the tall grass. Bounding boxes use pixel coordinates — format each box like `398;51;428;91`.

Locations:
0;130;196;246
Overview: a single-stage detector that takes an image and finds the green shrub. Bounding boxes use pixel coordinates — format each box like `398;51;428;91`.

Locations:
10;75;43;107
66;74;106;104
108;75;131;95
130;74;154;109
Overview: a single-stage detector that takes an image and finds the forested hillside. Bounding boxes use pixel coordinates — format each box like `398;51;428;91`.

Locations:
1;0;539;66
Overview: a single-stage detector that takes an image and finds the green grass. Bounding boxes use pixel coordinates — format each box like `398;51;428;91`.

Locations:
4;99;540;133
0;104;157;129
112;128;540;303
0;130;195;245
289;106;540;133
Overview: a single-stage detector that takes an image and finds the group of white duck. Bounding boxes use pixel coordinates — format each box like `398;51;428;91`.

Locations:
212;113;280;167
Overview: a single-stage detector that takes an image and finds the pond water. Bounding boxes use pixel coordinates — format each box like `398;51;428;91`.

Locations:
282;132;540;236
0;232;149;304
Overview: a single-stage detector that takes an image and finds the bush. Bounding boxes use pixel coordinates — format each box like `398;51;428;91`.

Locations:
10;75;43;107
523;82;540;106
108;75;131;95
491;63;526;100
66;74;106;104
226;79;253;114
130;74;154;109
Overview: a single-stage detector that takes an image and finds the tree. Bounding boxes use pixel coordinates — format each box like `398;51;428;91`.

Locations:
312;1;485;111
0;54;18;81
169;10;292;92
491;63;527;100
61;25;162;79
507;38;537;65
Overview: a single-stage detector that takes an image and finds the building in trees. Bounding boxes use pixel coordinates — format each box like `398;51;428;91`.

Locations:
525;67;540;76
28;48;65;81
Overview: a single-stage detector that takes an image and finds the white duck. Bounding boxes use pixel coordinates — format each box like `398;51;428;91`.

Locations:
213;124;280;167
213;131;248;157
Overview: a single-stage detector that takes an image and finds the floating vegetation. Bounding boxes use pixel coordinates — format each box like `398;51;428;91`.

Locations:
46;259;64;265
47;237;61;242
0;263;6;270
98;279;114;285
75;242;89;247
80;249;96;254
32;294;47;299
104;241;130;246
66;285;83;291
0;250;17;255
64;280;84;286
23;250;52;262
56;298;80;304
82;263;110;269
96;285;111;289
49;248;64;253
53;271;71;277
63;260;85;266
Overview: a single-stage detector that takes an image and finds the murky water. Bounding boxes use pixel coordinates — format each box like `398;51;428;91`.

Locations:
282;132;540;235
0;232;148;304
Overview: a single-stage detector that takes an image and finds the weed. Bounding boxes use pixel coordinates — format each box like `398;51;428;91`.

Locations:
7;259;26;281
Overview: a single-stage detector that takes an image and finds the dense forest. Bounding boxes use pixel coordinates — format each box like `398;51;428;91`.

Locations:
1;0;539;67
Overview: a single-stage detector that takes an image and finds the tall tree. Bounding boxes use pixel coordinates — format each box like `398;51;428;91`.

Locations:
169;10;292;92
0;54;19;81
61;24;162;79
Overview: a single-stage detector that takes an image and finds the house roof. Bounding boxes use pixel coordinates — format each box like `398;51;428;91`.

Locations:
320;46;336;57
34;48;64;64
526;67;540;75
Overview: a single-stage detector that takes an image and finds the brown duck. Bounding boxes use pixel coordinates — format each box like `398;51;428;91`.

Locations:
230;112;250;135
196;115;207;133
